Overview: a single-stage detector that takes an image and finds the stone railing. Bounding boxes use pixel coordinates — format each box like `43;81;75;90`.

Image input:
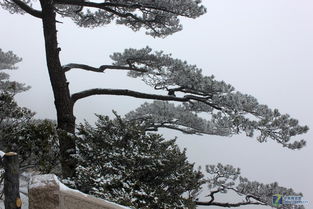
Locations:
28;174;129;209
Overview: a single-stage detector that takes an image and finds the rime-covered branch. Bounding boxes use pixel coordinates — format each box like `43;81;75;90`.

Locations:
0;49;30;94
0;49;21;70
54;0;202;17
127;101;230;136
111;47;309;149
2;0;206;37
71;88;187;102
195;163;305;208
71;88;219;107
1;0;42;18
53;0;206;37
69;46;308;149
126;100;308;149
111;47;236;97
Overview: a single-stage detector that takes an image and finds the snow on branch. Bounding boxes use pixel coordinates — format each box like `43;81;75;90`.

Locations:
62;63;148;73
126;100;308;149
196;163;305;208
70;46;308;149
126;101;232;136
108;47;309;149
0;0;42;18
111;47;235;96
71;88;215;104
0;49;22;70
0;49;30;94
53;0;206;37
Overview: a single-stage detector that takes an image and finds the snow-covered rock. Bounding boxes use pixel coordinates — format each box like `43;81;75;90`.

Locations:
29;174;131;209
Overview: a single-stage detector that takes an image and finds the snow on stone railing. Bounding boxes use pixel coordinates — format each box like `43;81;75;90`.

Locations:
29;174;131;209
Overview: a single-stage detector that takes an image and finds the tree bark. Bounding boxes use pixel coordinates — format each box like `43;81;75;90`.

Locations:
39;0;76;178
3;152;21;209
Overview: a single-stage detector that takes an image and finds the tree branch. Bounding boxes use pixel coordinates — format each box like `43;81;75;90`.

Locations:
54;0;153;22
54;0;186;36
198;187;267;207
195;200;267;207
63;63;148;73
195;185;269;207
11;0;42;18
71;88;191;103
54;0;188;17
71;88;223;111
145;124;200;135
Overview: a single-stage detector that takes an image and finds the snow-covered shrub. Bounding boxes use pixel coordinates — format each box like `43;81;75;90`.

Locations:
0;116;60;173
71;114;203;209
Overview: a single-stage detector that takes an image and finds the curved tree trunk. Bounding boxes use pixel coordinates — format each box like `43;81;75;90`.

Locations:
39;0;76;178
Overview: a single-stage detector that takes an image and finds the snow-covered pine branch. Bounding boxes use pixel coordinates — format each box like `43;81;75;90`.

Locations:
0;49;30;94
196;163;305;208
111;47;309;149
53;0;206;37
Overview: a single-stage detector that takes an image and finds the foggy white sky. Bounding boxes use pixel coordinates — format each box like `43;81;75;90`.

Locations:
0;0;313;208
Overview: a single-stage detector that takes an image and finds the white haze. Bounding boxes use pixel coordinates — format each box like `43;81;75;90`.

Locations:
0;0;312;208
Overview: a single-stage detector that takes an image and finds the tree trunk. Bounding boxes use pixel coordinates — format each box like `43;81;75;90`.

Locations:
39;0;76;178
3;152;21;209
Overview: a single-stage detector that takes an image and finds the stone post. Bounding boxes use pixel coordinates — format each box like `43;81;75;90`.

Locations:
3;152;22;209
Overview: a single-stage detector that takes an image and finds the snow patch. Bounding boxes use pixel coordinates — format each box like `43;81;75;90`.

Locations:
29;174;57;189
57;177;132;209
0;151;5;158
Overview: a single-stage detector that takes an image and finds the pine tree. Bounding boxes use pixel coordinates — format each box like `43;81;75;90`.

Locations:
0;2;310;208
0;49;59;173
1;0;308;178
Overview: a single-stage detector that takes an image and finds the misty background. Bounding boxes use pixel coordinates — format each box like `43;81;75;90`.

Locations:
0;0;312;208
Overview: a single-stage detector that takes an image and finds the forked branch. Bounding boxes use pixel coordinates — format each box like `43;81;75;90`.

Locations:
195;187;267;207
71;88;221;111
11;0;42;18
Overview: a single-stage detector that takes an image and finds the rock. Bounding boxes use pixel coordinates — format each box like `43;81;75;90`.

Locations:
28;174;60;209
